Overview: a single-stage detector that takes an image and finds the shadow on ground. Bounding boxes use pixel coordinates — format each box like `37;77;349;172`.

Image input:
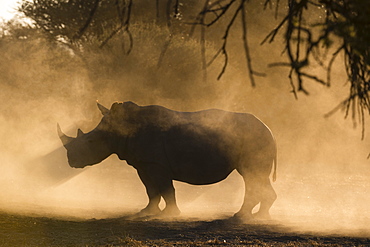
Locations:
0;212;369;246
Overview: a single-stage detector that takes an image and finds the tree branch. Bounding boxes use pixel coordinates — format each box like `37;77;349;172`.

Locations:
74;0;101;40
241;2;256;87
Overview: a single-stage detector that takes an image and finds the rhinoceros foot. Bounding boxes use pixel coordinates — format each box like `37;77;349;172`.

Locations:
160;206;181;217
232;210;272;224
252;211;272;221
232;211;254;222
136;205;162;217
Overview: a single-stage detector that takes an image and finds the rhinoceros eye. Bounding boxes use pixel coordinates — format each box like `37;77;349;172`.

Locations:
86;135;100;144
86;137;95;143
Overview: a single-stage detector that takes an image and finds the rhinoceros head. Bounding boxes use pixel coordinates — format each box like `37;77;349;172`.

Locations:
57;102;115;168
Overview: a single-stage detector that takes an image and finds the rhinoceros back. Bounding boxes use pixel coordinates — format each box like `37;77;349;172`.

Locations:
118;104;275;185
160;109;272;185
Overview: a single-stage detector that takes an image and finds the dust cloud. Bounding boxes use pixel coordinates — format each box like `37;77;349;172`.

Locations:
0;2;369;237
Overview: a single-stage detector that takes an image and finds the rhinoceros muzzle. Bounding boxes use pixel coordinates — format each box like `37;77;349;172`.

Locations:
68;162;86;169
67;158;95;169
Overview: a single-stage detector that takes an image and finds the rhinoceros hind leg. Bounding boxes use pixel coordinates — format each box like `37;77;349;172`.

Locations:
157;180;181;217
234;170;262;220
255;178;277;219
234;175;276;220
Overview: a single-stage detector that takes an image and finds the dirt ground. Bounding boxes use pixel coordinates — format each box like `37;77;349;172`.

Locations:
1;212;369;247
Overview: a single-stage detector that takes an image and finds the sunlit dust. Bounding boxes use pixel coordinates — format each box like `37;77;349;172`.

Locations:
0;1;369;241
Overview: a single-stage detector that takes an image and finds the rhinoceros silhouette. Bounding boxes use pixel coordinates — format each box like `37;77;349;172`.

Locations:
58;101;277;219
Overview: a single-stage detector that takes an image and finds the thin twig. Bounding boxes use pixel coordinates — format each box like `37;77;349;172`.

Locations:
157;34;173;68
260;14;289;45
199;0;210;82
100;0;132;53
215;2;242;80
74;0;101;40
327;44;345;86
200;0;237;27
241;1;256;87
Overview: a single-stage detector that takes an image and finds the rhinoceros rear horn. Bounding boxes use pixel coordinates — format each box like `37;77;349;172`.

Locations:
57;123;74;146
77;128;84;137
97;101;110;116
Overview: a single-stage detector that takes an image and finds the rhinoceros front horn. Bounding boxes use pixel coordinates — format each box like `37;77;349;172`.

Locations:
57;123;74;146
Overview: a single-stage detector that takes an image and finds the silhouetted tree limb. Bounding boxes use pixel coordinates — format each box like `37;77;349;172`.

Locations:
259;0;369;135
100;0;132;52
73;0;101;40
17;0;370;136
192;0;265;85
156;0;176;69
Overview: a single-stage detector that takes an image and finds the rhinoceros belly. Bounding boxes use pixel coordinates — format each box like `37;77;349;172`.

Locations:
164;124;236;185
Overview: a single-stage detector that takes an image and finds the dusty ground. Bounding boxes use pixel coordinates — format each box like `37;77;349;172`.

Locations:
1;212;369;246
2;156;370;246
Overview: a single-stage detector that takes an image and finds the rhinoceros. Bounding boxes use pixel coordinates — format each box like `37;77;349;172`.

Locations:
58;101;277;219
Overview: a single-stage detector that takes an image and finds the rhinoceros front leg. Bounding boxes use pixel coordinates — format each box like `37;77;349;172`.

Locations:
137;169;162;216
137;164;181;217
136;165;181;217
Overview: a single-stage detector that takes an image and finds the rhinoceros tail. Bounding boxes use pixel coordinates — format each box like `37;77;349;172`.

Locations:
272;136;277;182
272;154;277;182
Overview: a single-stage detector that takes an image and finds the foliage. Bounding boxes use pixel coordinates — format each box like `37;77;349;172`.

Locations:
12;0;370;134
192;0;370;136
19;0;132;50
264;0;370;136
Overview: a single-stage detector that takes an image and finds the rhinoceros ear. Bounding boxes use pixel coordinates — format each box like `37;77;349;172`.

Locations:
97;101;110;116
77;128;84;138
57;123;74;146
